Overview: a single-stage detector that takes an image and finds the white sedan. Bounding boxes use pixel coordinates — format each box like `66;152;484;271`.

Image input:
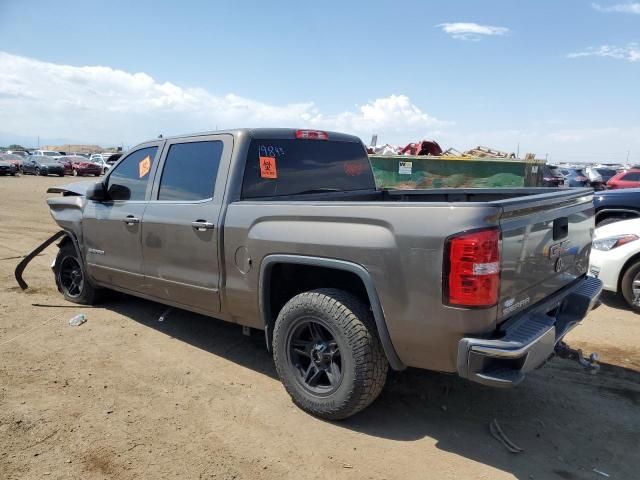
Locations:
589;218;640;311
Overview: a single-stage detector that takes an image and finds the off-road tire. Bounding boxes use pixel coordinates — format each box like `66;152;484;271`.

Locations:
272;288;388;420
621;260;640;312
54;242;101;305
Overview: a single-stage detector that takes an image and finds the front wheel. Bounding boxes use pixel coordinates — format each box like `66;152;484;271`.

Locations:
272;288;388;420
72;169;78;176
35;167;41;176
621;261;640;312
54;242;101;304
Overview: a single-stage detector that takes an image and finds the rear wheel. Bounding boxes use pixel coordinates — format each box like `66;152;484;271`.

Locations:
35;167;41;176
54;242;101;304
73;169;78;176
272;288;388;420
621;260;640;312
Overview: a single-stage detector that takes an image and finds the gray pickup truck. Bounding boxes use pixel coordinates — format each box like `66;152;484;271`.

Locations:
17;128;602;420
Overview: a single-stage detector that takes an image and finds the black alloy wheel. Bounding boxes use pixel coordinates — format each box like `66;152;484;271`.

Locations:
287;320;343;395
58;255;84;298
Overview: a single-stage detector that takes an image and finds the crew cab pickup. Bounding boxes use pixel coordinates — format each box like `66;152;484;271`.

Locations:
17;128;602;420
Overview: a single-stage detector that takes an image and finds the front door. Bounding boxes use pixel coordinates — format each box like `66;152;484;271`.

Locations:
141;135;232;315
82;143;162;292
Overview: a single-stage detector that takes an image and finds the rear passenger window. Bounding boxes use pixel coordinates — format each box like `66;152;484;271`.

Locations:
158;141;223;201
622;172;640;181
107;146;158;201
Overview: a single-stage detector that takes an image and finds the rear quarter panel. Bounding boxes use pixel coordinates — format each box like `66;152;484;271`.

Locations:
222;201;502;372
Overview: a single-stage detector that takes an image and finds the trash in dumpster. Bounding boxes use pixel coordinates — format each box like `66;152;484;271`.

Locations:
68;314;87;326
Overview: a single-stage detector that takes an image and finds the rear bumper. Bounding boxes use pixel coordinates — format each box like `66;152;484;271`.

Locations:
456;276;602;387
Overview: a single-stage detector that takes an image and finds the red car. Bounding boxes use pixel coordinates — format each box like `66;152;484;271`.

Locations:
55;156;74;175
60;155;102;176
607;169;640;189
0;153;23;171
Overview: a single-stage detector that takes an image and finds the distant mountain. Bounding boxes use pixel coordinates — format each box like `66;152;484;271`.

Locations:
0;131;101;149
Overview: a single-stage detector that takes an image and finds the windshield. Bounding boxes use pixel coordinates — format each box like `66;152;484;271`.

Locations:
596;168;617;177
241;139;375;198
42;151;59;157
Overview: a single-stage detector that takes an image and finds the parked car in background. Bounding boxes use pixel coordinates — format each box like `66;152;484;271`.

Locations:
560;167;591;188
0;153;25;172
588;167;618;186
590;218;640;311
541;165;565;187
55;156;74;175
607;169;640;190
6;150;29;157
32;150;62;159
89;154;111;174
21;155;65;176
66;155;102;176
104;153;123;166
0;156;19;176
584;167;606;191
594;188;640;227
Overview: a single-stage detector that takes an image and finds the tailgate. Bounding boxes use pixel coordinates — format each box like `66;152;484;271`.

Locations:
496;189;594;320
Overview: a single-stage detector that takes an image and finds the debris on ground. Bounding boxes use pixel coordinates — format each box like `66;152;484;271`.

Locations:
159;308;172;322
593;468;610;478
489;419;523;454
68;314;87;326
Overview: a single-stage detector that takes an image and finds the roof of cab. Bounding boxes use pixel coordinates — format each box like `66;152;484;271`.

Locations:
136;128;362;147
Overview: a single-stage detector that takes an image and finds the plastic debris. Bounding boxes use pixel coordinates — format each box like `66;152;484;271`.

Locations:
158;308;172;322
489;419;523;453
68;314;87;326
593;469;610;478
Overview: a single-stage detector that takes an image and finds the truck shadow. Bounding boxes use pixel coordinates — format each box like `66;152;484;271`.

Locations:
102;294;640;480
599;290;635;311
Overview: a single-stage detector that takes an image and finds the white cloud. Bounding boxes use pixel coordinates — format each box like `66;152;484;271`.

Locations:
567;43;640;62
592;2;640;14
436;22;509;41
0;51;448;146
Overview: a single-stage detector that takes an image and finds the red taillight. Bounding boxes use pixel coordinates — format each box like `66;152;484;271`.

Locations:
295;129;329;140
445;228;500;307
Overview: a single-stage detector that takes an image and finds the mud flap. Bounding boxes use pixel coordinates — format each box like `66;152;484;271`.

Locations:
14;230;67;290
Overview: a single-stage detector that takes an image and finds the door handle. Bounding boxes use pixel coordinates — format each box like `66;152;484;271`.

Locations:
191;220;215;231
123;215;140;225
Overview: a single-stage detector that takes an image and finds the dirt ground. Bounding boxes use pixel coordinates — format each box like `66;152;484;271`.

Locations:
1;175;639;480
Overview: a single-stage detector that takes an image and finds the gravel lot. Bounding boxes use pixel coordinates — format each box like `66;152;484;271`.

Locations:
1;175;639;480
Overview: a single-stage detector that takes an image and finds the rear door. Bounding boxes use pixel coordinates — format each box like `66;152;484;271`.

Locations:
141;134;233;314
496;189;594;319
82;143;162;292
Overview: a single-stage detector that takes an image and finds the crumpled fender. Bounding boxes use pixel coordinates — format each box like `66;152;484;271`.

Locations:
15;230;67;290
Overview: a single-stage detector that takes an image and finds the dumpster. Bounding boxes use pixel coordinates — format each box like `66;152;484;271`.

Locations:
369;155;545;189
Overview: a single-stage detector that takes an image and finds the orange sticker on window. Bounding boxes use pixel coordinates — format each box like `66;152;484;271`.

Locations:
259;156;277;179
138;155;151;178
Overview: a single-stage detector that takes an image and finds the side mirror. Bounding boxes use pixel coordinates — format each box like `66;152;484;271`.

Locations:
86;182;107;202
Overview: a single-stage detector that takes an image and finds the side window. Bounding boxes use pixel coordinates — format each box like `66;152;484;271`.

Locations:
623;172;640;181
107;146;158;201
157;141;223;201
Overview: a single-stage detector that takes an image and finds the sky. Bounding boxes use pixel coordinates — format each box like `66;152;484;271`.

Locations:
0;0;638;162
